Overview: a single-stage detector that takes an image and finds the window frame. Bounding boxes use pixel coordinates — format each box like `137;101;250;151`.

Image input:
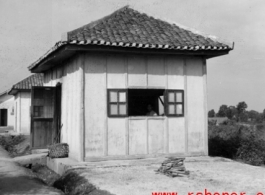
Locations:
107;89;128;118
165;90;184;117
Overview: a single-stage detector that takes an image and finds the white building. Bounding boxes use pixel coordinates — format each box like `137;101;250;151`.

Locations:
28;6;233;161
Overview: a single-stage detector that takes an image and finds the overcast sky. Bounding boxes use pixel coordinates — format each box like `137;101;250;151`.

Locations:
0;0;264;112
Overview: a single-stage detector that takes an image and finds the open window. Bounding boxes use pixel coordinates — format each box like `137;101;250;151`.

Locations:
107;89;184;117
128;89;165;116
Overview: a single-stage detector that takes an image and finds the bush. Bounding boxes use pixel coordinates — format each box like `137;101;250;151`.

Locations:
209;136;241;159
0;135;25;156
236;134;265;166
209;124;265;166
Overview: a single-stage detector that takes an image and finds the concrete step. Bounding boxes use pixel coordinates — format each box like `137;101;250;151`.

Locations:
13;153;47;166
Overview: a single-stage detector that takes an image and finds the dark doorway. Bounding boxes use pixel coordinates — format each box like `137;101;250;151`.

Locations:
0;109;8;126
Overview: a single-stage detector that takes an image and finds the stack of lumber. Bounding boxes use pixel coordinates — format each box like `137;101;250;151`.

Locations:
157;157;189;177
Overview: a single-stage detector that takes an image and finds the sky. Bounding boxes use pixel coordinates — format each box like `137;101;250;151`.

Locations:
0;0;265;112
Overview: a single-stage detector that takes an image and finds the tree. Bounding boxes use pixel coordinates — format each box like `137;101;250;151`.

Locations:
208;109;215;118
217;105;228;117
226;106;237;120
236;101;247;114
236;102;248;122
247;110;259;122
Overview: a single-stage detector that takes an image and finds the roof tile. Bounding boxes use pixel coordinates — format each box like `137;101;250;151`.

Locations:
12;74;44;91
67;6;230;49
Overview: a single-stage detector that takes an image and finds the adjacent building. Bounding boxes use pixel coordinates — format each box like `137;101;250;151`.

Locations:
0;91;14;129
8;74;44;134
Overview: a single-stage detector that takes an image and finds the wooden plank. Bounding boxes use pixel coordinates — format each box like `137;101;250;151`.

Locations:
128;55;146;87
107;118;126;155
203;58;208;155
184;59;188;155
148;119;164;154
129;119;147;155
168;118;185;153
186;58;205;153
107;55;126;88
166;57;184;89
147;56;165;87
85;54;107;157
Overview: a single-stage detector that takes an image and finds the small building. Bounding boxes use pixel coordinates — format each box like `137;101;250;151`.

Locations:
0;91;15;130
8;74;44;134
28;6;233;161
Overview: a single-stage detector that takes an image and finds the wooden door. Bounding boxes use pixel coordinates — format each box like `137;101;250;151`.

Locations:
31;87;56;149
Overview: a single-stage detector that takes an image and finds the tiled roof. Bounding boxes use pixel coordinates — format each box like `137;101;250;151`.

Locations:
67;6;231;50
28;6;232;71
8;74;44;95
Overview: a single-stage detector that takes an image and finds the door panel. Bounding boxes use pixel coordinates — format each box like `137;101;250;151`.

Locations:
31;87;56;149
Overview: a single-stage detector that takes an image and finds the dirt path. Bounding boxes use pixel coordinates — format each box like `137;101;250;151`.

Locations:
0;146;63;195
73;156;265;195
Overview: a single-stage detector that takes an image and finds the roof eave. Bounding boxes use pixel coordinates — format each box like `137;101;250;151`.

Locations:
29;44;232;73
8;89;31;96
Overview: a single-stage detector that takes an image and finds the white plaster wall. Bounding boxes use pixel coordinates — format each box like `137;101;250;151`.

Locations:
13;92;31;134
43;52;207;161
15;95;20;132
84;54;107;157
0;95;15;128
44;55;83;161
19;92;31;134
186;58;206;154
84;53;206;159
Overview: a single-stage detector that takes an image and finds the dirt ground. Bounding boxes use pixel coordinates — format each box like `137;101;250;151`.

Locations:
72;156;265;195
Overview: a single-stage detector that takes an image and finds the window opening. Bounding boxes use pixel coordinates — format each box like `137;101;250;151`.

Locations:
128;89;165;117
107;89;184;117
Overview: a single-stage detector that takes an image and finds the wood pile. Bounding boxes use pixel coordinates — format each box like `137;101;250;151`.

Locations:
156;157;189;177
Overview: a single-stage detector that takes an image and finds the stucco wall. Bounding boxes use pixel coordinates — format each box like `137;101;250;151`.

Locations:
44;55;83;161
0;95;15;128
43;52;207;161
83;53;207;160
14;92;31;134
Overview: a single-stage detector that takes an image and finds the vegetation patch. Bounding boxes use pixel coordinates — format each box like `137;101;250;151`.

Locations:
209;121;265;166
53;169;114;195
31;164;61;186
0;135;26;157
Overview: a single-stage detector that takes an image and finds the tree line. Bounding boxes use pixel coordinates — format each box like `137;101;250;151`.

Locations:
208;101;265;123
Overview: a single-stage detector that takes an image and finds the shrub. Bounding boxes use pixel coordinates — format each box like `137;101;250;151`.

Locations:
0;135;25;156
209;136;241;159
209;123;265;166
236;134;265;166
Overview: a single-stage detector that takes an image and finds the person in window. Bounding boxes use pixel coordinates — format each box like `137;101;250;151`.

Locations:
146;104;157;116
